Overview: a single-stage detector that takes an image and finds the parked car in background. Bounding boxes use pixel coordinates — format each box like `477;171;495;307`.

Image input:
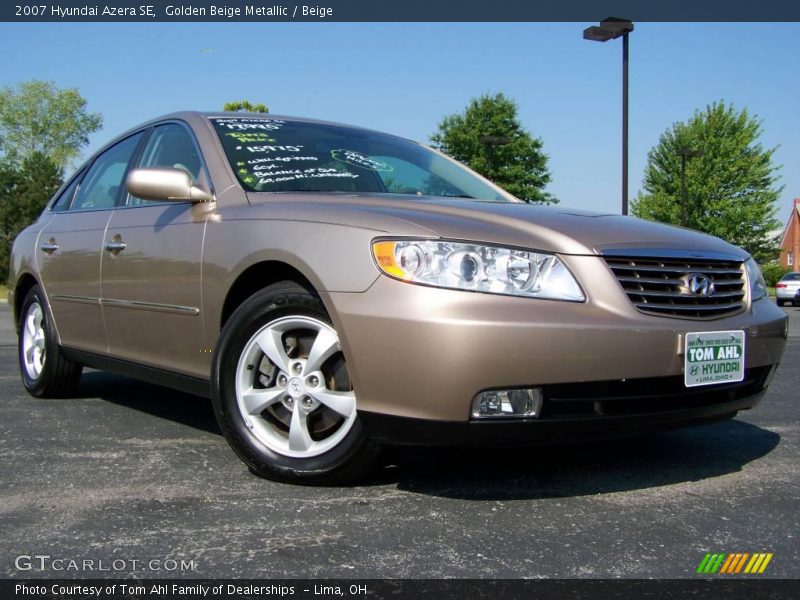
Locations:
9;112;790;484
775;272;800;306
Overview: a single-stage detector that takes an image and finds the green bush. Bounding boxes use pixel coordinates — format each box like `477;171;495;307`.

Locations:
761;262;790;287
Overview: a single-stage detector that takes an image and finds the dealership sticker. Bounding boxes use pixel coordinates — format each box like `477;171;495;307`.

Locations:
685;330;745;387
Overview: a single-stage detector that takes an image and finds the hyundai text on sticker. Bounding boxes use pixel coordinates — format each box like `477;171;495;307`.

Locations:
685;330;746;387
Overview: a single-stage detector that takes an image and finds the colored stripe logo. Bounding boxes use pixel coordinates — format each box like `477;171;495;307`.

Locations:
697;553;773;574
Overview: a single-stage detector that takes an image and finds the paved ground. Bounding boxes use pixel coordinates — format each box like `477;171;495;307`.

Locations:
785;302;800;338
1;304;798;579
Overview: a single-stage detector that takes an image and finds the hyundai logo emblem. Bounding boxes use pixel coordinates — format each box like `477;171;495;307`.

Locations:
683;273;715;297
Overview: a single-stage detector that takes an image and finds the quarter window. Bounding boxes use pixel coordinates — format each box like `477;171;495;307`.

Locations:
50;172;83;212
71;133;143;210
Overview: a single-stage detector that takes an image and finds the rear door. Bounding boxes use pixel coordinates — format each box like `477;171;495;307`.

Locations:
37;132;144;354
100;122;212;378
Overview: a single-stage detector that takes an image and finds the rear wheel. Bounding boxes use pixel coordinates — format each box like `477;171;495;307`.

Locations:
18;285;82;397
777;299;785;307
212;281;380;484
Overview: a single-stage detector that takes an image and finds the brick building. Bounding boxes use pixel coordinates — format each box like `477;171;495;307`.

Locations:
779;198;800;270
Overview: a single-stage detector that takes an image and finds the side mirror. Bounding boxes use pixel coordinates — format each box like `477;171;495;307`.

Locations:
126;167;212;203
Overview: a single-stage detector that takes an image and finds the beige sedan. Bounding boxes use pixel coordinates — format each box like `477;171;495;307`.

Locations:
10;112;788;483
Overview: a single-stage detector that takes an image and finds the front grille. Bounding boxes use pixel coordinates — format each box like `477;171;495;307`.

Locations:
540;367;770;420
604;255;746;319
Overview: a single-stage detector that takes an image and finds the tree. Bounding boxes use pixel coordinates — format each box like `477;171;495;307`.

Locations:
0;80;102;170
632;101;782;262
760;262;790;287
223;100;269;114
0;152;63;281
430;93;556;203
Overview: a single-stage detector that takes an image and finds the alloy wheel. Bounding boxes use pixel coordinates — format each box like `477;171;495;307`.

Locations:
234;316;357;458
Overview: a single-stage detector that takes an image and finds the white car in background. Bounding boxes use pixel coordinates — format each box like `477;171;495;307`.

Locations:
775;272;800;306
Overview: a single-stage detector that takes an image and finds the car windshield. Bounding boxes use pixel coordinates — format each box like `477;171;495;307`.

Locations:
211;117;510;201
782;273;800;281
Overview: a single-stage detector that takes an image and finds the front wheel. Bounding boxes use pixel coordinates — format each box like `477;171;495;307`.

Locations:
211;282;380;484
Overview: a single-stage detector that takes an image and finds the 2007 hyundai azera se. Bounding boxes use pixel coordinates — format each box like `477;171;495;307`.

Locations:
10;112;788;483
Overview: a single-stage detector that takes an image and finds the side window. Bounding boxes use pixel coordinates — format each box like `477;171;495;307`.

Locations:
128;123;203;206
50;172;83;212
72;133;143;211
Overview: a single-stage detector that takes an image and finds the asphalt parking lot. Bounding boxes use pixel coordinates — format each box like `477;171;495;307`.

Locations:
1;303;798;579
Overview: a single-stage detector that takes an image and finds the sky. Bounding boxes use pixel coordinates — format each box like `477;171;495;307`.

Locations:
1;21;798;224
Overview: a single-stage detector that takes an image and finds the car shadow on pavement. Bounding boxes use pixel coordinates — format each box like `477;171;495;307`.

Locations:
74;372;780;499
76;371;222;435
372;419;780;499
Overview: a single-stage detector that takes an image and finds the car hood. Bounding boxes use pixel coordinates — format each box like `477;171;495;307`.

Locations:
245;192;748;258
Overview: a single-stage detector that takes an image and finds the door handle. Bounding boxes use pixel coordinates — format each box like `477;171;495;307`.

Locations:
40;239;59;254
104;240;127;253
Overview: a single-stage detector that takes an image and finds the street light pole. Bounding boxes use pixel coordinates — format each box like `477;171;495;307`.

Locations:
584;17;635;215
479;135;511;180
681;152;687;225
622;31;629;216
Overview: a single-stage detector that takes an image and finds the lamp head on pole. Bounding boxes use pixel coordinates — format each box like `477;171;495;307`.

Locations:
480;135;512;146
583;17;634;42
677;147;704;159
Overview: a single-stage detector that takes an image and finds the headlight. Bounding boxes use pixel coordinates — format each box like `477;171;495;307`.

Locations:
372;239;585;301
745;257;767;302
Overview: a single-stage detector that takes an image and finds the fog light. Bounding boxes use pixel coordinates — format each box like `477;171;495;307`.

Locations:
471;388;543;419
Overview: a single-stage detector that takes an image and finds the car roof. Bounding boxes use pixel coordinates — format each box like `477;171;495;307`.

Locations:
157;111;413;142
67;111;420;182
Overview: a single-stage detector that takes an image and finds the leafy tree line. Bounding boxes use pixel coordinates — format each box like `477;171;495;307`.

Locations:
433;96;782;262
0;154;63;281
0;80;102;282
223;100;268;113
632;101;782;263
430;93;556;204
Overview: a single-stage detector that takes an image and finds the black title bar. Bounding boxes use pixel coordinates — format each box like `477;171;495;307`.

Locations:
3;579;799;600
2;0;800;22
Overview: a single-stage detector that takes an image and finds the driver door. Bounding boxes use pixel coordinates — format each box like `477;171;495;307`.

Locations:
100;122;211;378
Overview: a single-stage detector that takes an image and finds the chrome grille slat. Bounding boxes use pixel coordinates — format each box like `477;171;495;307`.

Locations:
607;263;743;275
633;301;743;312
626;289;744;299
617;276;684;285
604;254;746;319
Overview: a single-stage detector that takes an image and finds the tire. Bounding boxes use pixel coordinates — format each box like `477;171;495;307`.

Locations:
211;281;380;484
776;299;785;307
18;284;82;397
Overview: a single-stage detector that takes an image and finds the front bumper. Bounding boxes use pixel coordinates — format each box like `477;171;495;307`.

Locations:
324;255;788;427
359;369;772;445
